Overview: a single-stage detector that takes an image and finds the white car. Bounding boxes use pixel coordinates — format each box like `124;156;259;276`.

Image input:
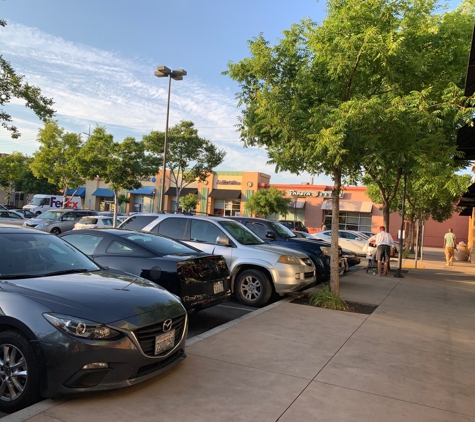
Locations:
73;216;117;230
312;229;368;256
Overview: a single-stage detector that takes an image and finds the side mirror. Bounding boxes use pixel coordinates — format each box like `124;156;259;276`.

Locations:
266;231;277;240
216;236;230;246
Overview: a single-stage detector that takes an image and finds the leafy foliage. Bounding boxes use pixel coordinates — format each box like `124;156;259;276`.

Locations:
76;126;160;224
179;193;198;212
14;166;60;196
245;187;291;217
143;121;225;207
0;20;55;138
308;285;349;311
225;0;475;295
0;152;26;202
30;121;84;202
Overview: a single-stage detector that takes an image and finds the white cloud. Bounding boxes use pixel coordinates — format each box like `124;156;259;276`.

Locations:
0;22;331;185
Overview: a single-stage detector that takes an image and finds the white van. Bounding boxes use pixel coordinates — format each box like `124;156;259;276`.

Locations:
23;194;82;215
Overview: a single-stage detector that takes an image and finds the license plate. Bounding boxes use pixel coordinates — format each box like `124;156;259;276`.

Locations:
154;329;175;355
213;281;224;294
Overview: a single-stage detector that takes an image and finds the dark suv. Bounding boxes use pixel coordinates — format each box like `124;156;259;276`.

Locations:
279;220;309;233
228;217;347;280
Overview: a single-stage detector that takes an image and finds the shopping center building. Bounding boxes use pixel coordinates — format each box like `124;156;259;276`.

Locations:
70;169;468;248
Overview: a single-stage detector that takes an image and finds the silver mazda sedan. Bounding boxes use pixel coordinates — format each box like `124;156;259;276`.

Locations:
0;225;187;413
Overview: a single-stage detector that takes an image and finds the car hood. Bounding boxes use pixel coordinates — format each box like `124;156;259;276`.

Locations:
252;243;310;258
0;270;184;324
25;217;56;225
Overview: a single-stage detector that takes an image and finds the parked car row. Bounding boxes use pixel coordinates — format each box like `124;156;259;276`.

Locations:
0;210;370;413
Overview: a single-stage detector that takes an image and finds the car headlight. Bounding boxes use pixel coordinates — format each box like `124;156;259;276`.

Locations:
44;313;121;340
277;255;302;265
320;246;331;255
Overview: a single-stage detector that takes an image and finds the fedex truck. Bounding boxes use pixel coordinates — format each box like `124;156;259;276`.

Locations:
23;194;82;215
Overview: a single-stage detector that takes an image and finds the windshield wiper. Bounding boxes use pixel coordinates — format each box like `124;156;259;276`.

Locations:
0;274;42;280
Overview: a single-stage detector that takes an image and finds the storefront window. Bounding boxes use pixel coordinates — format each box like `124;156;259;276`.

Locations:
132;195;154;213
213;199;240;216
324;211;372;231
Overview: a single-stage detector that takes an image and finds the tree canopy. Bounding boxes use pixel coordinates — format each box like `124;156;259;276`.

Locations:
0;151;25;203
0;20;55;138
77;126;160;224
226;0;475;295
30;121;84;203
143;121;226;209
245;187;291;217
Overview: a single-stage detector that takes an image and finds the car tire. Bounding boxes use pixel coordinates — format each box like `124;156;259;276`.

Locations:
0;330;41;413
35;212;41;215
235;269;272;307
50;227;61;235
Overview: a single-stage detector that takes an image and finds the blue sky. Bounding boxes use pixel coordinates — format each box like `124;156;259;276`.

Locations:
0;0;466;185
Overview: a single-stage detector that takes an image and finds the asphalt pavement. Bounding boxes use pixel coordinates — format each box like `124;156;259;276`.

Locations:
4;248;475;422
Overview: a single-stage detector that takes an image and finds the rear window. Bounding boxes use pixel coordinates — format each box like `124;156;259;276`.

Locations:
79;218;98;224
120;215;159;230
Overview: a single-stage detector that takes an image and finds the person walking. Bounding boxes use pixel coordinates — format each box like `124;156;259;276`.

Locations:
370;226;395;276
321;222;327;231
443;228;457;266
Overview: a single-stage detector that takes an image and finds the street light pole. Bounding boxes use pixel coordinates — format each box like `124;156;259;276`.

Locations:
154;66;187;212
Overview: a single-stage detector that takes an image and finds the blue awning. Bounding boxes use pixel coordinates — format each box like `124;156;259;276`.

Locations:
92;188;114;197
128;186;156;195
66;187;86;196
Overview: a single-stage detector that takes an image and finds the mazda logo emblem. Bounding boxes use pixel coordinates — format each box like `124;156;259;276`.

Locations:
163;319;173;332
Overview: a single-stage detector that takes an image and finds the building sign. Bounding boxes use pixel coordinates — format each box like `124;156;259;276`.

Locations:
217;180;241;185
288;190;344;198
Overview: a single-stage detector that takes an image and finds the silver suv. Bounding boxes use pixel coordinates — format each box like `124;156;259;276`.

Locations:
24;209;98;235
119;214;316;307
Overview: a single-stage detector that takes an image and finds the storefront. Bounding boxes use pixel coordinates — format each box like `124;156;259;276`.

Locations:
128;186;156;213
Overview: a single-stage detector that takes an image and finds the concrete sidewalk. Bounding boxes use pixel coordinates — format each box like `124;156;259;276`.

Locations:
5;248;475;422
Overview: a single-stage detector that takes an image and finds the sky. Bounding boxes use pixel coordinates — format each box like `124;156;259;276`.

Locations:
0;0;465;185
0;0;331;185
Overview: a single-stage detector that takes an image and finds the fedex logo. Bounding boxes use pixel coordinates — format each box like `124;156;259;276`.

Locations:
49;197;79;209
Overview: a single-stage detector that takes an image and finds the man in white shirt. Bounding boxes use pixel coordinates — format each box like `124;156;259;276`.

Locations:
370;226;395;276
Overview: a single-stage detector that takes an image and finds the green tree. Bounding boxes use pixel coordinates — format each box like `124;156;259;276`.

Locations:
245;187;291;217
0;20;55;138
14;166;60;196
143;121;225;209
77;126;159;225
0;152;25;203
30;121;84;204
179;193;198;213
226;0;475;295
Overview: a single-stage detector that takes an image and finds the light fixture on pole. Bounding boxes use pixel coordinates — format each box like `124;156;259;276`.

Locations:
154;65;187;212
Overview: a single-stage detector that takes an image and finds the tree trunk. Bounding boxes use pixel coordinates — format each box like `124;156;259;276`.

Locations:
330;167;341;296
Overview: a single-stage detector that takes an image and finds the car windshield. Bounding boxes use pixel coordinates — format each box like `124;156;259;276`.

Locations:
28;197;45;206
218;221;265;245
268;222;297;239
37;210;65;220
0;232;99;278
123;232;201;256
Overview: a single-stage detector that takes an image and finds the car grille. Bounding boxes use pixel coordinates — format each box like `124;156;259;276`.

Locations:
133;314;186;357
304;271;315;279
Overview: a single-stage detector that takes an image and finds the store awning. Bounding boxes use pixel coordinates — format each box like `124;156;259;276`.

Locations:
165;187;198;196
128;186;156;195
208;189;242;199
66;187;86;196
288;200;306;209
92;188;114;197
321;200;373;213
